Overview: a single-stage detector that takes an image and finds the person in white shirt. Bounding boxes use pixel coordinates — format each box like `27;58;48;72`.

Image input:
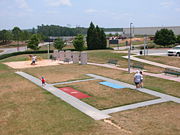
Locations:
31;55;37;65
134;70;142;88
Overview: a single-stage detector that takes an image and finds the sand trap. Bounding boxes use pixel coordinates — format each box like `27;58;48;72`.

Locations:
4;60;72;69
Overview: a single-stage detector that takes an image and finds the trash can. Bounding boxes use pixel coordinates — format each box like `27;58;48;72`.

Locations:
140;50;143;55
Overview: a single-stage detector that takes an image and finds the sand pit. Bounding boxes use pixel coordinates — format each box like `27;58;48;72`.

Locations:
4;60;72;69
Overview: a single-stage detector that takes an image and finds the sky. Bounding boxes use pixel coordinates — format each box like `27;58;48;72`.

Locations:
0;0;180;30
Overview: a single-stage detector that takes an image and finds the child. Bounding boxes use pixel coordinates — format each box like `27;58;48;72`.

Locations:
41;77;46;86
140;71;144;88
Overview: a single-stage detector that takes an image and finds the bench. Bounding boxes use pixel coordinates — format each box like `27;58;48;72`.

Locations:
130;63;144;70
164;68;180;77
107;59;118;65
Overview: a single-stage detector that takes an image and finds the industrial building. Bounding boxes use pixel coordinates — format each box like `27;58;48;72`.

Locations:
123;26;180;36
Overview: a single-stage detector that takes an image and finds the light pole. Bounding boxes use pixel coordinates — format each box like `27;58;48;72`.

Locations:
48;29;50;59
128;22;133;73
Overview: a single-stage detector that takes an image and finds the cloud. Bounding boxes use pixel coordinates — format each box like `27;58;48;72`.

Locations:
47;0;72;7
175;8;180;12
160;1;174;8
85;9;98;14
15;0;29;9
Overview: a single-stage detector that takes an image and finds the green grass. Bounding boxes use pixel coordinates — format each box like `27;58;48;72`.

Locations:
0;53;180;134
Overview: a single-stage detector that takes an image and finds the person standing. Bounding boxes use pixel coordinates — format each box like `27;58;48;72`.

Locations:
140;71;144;88
31;55;37;65
134;70;142;88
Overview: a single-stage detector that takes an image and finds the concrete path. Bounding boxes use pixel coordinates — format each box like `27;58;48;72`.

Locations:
15;71;111;120
123;55;180;70
86;74;180;103
50;78;97;86
0;46;27;55
15;71;179;119
88;62;180;82
102;98;169;114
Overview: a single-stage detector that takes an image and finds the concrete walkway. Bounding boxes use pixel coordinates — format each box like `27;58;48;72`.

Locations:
123;55;180;70
15;71;180;120
102;98;168;114
50;78;97;86
15;71;111;120
88;62;180;82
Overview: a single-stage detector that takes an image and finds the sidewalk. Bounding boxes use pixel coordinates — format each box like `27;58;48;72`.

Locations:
16;71;180;119
88;62;180;82
123;55;180;70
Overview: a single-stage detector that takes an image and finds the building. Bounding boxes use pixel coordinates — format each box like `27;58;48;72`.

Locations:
123;26;180;36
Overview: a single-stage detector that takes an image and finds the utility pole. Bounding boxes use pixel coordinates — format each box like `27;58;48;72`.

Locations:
128;23;133;73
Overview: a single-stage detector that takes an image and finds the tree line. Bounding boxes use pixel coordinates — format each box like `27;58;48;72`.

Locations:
0;27;38;45
29;22;107;51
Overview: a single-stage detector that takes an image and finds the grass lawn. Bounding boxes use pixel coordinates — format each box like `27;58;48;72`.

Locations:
0;52;179;134
39;44;75;51
21;64;180;97
55;80;156;110
137;55;180;68
110;102;180;135
88;50;164;73
0;63;126;135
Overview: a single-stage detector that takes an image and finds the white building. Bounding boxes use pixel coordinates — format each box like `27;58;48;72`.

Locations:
123;26;180;36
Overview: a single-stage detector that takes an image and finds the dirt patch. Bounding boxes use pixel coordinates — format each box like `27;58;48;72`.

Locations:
121;38;145;43
3;60;67;69
110;102;180;135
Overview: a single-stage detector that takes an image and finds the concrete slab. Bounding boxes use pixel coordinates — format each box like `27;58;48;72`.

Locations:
102;98;169;114
50;78;97;86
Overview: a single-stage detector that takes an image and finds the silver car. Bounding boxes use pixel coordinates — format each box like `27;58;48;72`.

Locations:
168;45;180;56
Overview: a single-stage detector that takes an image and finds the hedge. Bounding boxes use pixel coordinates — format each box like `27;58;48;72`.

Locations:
0;50;53;60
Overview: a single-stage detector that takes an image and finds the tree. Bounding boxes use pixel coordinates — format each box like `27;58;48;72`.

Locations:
95;25;101;49
12;27;22;50
100;29;107;49
28;34;40;50
86;22;107;50
20;30;31;41
54;38;65;50
87;22;96;50
73;34;85;51
154;29;176;46
12;27;22;42
0;30;12;44
176;35;180;44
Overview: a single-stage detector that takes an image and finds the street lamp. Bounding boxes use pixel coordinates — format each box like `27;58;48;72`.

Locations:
48;29;50;59
128;22;133;73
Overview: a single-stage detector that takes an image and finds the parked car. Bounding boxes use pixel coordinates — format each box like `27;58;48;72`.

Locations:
168;45;180;56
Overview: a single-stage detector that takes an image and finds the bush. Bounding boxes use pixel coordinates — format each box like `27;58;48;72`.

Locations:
154;29;176;46
176;35;180;44
73;34;85;51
